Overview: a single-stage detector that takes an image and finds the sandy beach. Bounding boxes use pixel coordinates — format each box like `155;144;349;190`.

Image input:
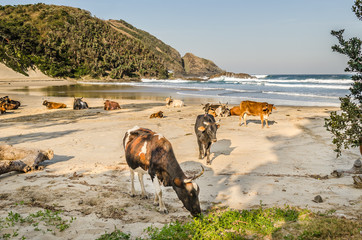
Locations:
0;76;361;239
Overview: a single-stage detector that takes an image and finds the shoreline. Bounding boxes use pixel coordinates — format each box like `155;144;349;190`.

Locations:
1;78;361;239
0;78;343;108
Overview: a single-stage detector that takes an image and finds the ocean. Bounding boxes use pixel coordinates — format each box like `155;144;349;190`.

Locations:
71;74;353;107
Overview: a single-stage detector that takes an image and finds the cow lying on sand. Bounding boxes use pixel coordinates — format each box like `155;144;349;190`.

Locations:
104;100;121;110
165;97;184;107
73;97;88;110
239;100;276;128
195;114;220;165
123;126;203;216
149;111;163;118
230;106;241;116
42;100;66;109
0;96;21;110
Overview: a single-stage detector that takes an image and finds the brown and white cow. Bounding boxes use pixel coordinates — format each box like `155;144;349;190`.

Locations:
104;100;121;110
239;100;276;128
123;126;203;216
42;100;67;109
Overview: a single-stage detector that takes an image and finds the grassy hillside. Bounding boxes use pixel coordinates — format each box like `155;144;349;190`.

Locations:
0;4;171;80
107;20;185;76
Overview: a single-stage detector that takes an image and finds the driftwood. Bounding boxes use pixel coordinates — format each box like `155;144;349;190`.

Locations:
331;159;362;177
0;145;53;175
352;175;362;188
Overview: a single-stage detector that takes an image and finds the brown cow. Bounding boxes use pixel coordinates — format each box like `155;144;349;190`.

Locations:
149;111;163;118
239;100;275;128
42;100;67;109
230;106;241;116
104;100;121;110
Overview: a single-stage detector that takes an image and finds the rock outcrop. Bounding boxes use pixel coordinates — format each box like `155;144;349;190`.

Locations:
182;53;224;77
209;72;255;79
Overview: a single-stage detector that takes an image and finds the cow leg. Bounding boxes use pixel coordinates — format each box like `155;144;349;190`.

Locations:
205;142;212;165
197;140;204;159
260;115;264;128
137;172;148;199
130;169;136;197
243;113;247;127
265;116;269;128
152;177;168;214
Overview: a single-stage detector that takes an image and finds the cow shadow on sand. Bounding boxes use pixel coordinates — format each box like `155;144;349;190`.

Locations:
210;139;236;164
242;120;276;127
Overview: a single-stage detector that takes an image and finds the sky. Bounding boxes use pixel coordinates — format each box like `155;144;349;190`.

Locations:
1;0;361;74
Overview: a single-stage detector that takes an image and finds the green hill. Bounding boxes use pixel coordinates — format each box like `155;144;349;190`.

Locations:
0;4;174;80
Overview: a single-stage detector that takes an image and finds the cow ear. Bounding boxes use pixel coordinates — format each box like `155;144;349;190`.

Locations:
173;177;184;188
216;124;220;129
198;126;206;132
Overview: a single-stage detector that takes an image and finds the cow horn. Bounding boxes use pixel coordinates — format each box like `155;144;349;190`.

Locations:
192;165;204;180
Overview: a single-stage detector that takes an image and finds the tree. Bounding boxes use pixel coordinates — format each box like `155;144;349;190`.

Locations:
325;0;362;157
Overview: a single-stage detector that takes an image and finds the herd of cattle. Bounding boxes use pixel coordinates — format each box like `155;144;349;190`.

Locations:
124;97;276;216
2;94;276;217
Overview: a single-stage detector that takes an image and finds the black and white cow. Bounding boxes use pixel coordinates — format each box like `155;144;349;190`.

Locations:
73;97;89;110
123;126;204;217
194;114;220;165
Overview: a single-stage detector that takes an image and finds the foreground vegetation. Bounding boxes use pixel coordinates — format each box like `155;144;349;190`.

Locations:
98;206;362;240
1;204;361;239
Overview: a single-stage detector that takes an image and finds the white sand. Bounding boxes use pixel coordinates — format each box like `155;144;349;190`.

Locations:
0;72;361;239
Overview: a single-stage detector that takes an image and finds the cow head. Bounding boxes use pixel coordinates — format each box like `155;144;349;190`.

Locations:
165;97;173;105
198;119;220;142
173;166;204;217
73;97;88;110
42;100;48;106
221;103;231;117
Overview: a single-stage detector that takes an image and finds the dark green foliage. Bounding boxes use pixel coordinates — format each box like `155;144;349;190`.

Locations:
325;0;362;157
145;206;304;240
145;207;362;240
108;20;184;75
0;4;168;79
96;229;130;240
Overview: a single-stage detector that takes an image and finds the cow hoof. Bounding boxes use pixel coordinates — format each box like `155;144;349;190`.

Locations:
141;195;149;199
206;161;211;165
161;209;169;214
130;194;136;198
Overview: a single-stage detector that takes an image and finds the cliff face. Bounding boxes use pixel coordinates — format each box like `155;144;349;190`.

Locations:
182;53;224;77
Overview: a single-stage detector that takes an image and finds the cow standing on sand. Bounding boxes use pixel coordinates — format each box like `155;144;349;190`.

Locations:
73;97;89;110
123;126;203;216
239;100;276;128
104;100;121;110
202;102;230;117
194;114;220;165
